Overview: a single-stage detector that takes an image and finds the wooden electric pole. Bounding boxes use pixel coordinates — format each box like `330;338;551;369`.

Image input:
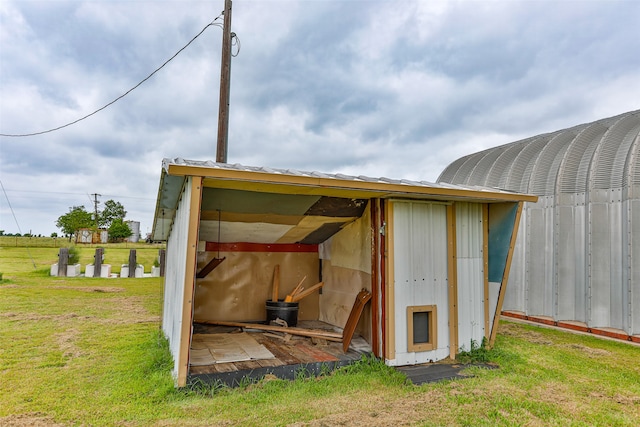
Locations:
91;193;101;228
216;0;233;163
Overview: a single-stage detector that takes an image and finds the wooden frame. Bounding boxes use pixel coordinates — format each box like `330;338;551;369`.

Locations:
407;305;438;352
176;176;203;387
483;204;490;339
446;204;458;359
384;200;395;360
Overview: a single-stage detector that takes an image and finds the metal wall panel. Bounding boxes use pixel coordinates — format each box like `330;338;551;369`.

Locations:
609;198;625;330
555;204;583;321
162;177;193;380
520;197;555;319
526;206;547;316
631;198;640;335
588;202;611;327
455;203;485;349
391;201;450;364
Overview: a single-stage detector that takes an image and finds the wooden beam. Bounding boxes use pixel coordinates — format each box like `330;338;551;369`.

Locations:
483;204;490;340
290;281;324;302
176;177;203;388
271;264;280;302
446;204;459;360
342;290;372;352
370;199;380;357
199;320;343;342
205;242;318;253
196;256;226;278
385;200;396;360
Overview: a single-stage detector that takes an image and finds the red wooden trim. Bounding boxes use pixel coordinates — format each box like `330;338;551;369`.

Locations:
501;311;639;343
590;328;633;342
501;311;528;321
556;321;589;333
205;242;318;252
531;317;556;327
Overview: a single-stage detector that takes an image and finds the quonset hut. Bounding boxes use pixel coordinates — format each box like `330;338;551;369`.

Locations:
438;110;640;342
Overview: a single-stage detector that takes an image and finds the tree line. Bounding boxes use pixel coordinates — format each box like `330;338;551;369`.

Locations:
56;200;133;243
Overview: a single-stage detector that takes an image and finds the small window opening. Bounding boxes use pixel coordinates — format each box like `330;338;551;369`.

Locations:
407;305;437;352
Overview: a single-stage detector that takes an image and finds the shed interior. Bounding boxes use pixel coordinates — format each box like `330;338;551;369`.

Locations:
190;186;376;380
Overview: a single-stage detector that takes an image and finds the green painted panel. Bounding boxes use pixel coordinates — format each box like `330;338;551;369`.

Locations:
201;188;320;216
488;203;517;283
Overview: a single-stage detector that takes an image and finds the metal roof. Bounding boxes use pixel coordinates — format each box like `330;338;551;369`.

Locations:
151;158;536;241
438;110;640;195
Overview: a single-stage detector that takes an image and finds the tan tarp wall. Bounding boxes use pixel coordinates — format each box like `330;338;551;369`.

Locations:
319;204;372;341
193;251;320;322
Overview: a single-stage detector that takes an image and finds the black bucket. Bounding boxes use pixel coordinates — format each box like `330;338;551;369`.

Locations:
266;300;299;327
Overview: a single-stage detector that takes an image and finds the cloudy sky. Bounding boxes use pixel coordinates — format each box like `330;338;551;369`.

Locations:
1;0;639;237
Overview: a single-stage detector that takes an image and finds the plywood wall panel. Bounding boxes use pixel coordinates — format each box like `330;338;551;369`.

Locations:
193;251;319;323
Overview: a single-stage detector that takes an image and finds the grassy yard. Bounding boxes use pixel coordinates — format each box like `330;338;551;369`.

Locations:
0;239;164;275
1;245;639;426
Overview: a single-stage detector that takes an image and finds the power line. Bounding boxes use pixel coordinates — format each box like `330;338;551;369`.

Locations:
0;16;224;138
0;180;37;268
2;188;155;201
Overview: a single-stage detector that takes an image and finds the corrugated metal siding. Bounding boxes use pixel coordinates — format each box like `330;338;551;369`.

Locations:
438;110;640;336
455;203;485;349
162;177;193;380
529;130;576;195
391;201;450;364
631;197;640;333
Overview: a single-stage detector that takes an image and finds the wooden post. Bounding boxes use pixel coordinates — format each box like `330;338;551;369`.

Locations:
216;0;233;163
158;248;166;277
94;248;103;278
128;249;137;278
58;248;69;277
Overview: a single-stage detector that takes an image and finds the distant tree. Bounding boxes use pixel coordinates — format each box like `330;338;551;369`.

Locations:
99;200;127;228
108;219;132;242
0;230;4;236
51;232;58;238
56;206;94;242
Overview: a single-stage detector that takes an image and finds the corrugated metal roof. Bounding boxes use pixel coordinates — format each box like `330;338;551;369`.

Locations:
162;157;533;196
438;110;640;195
151;158;536;241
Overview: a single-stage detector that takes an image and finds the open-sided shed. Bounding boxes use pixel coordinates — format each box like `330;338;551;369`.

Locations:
151;158;536;386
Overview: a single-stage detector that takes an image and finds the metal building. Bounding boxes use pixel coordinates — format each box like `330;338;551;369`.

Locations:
438;110;640;341
151;159;535;386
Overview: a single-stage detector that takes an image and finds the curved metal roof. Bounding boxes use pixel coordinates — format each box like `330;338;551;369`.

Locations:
438;110;640;195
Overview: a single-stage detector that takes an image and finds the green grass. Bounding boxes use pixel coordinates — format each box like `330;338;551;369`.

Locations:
0;243;164;275
1;245;639;426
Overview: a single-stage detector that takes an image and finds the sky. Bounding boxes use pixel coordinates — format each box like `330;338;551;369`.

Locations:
1;0;639;237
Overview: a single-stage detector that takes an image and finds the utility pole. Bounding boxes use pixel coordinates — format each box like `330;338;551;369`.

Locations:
216;0;233;163
91;193;101;228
